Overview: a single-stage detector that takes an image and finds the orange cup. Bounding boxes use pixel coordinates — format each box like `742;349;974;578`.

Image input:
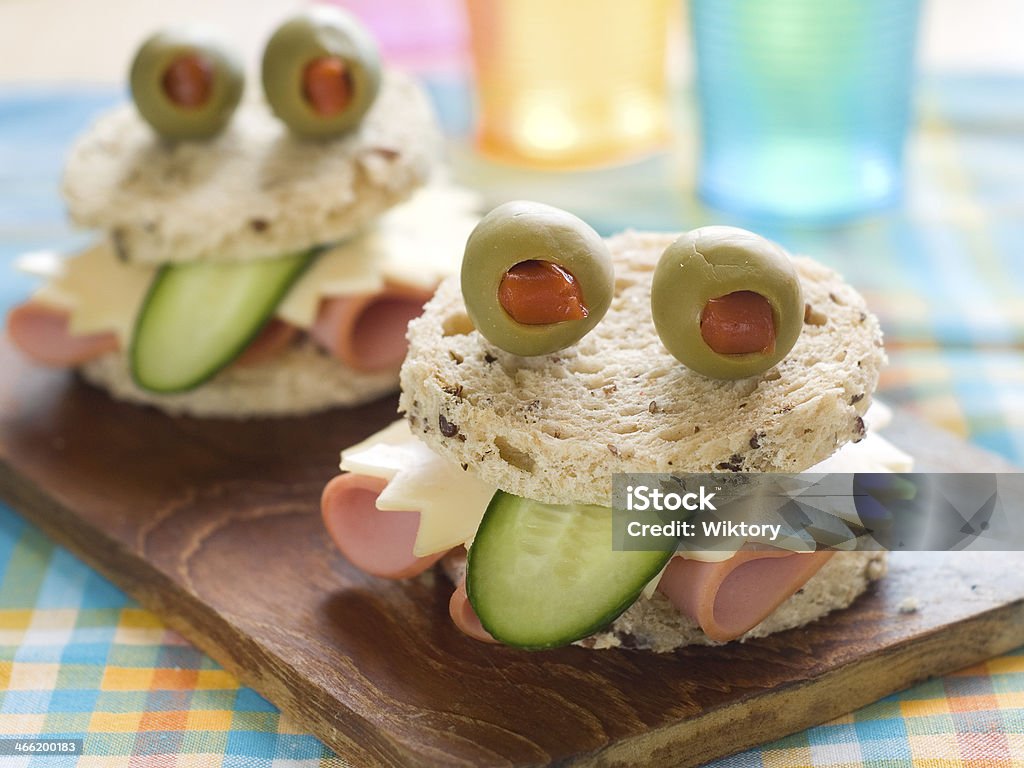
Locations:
464;0;673;169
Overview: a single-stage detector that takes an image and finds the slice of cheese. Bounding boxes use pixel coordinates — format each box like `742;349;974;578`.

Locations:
807;429;913;474
377;184;480;291
282;182;479;318
341;401;915;569
16;249;66;279
18;182;480;345
340;420;495;557
23;240;154;344
275;239;385;328
864;399;893;431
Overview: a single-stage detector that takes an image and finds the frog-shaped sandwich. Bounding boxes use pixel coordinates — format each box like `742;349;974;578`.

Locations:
8;6;475;417
321;201;910;651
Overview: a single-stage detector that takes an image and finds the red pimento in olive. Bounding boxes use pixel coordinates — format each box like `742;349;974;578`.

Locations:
700;291;776;355
498;261;588;326
302;57;354;116
161;53;214;109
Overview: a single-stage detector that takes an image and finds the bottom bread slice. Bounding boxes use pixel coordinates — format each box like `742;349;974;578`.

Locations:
584;550;887;652
440;550;886;652
80;341;398;418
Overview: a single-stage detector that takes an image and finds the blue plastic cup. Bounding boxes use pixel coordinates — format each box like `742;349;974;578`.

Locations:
690;0;921;223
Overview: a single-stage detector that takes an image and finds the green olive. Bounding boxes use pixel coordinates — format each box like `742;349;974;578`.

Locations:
651;226;803;380
461;201;614;357
261;7;381;139
129;26;244;140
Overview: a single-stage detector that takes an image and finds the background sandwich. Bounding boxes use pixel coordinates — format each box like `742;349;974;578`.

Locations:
6;7;475;417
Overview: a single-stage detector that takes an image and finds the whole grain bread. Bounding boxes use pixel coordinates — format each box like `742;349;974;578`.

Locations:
440;549;887;652
81;341;396;418
63;71;438;265
586;550;887;651
400;231;885;506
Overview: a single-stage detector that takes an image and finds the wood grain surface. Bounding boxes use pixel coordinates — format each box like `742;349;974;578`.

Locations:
1;339;1022;768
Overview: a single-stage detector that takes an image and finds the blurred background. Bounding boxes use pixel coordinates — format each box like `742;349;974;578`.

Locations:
1;0;1021;81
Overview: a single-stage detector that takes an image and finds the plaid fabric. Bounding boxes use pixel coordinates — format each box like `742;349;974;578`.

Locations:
0;510;347;768
1;74;1023;766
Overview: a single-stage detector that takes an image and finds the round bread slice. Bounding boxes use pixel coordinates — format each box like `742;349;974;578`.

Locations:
80;342;396;418
586;550;888;651
440;550;887;652
400;230;885;507
63;71;439;265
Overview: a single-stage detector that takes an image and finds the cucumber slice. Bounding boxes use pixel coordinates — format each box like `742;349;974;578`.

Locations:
130;251;315;393
466;491;674;649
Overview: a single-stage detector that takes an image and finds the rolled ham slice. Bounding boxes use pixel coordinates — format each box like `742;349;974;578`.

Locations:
320;473;447;580
657;548;834;642
310;282;433;372
234;319;299;367
11;278;432;373
449;578;499;644
6;301;119;367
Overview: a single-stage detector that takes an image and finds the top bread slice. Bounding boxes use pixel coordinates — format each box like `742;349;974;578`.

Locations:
63;70;439;265
400;231;885;507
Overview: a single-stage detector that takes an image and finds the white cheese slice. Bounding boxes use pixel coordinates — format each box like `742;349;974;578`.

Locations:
864;399;893;431
341;420;495;557
280;183;479;322
807;429;913;474
376;184;480;291
275;238;385;328
16;249;65;279
23;240;154;344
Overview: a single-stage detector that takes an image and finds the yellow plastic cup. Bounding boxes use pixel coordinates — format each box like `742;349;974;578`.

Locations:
464;0;673;169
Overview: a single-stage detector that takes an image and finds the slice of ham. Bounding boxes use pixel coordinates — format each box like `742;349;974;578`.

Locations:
440;549;499;644
657;548;834;642
234;319;300;367
10;279;432;373
7;300;300;370
6;301;119;367
310;282;433;372
320;473;447;580
449;577;499;644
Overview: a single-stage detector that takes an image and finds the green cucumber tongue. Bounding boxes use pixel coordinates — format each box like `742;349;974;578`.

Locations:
466;490;673;650
130;250;315;393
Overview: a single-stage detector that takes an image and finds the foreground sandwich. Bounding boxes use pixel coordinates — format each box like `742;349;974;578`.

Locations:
6;7;474;417
322;203;911;650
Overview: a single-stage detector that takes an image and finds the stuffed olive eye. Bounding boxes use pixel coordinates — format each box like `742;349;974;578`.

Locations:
462;201;614;357
261;7;381;139
129;26;244;140
651;226;803;380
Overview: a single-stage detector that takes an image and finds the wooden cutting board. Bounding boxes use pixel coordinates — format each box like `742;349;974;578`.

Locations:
1;339;1022;768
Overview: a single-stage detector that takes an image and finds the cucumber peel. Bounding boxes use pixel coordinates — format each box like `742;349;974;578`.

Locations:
130;250;315;393
466;491;674;650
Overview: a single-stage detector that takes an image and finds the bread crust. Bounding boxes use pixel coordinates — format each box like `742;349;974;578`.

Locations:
585;550;888;651
63;71;438;265
80;342;396;418
440;549;887;651
400;231;885;506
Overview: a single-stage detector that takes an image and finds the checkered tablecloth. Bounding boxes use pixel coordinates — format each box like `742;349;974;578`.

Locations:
1;74;1023;767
